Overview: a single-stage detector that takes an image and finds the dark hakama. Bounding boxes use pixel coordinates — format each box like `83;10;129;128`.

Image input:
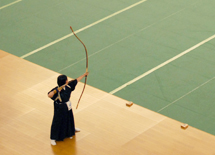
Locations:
49;79;77;141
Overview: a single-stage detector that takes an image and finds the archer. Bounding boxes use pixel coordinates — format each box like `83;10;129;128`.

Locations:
48;72;89;145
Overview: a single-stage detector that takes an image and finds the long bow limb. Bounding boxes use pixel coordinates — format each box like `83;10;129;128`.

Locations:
70;26;88;109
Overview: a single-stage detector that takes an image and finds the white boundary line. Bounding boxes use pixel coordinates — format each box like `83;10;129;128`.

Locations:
0;0;22;10
109;34;215;94
157;76;215;112
20;0;147;59
58;8;186;72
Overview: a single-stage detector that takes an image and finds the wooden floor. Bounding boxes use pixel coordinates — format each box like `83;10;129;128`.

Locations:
0;50;215;155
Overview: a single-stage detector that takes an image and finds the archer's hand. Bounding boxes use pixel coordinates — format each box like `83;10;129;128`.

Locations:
59;84;66;91
85;72;89;76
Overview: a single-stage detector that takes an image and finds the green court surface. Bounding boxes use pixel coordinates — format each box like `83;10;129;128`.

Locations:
1;0;215;135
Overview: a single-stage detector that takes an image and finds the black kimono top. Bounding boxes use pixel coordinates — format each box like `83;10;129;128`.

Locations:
49;79;78;103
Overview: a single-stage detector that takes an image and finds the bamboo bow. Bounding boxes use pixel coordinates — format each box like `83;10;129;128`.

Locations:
70;26;88;109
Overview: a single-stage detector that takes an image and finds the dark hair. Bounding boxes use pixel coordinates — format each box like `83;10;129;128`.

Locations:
57;75;67;86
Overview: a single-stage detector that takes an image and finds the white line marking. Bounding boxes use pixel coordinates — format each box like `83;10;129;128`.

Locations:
157;76;215;112
58;7;189;72
0;0;22;10
109;34;215;94
20;0;147;59
60;1;199;73
58;39;128;72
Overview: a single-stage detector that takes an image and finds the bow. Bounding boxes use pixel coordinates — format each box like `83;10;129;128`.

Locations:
70;26;88;109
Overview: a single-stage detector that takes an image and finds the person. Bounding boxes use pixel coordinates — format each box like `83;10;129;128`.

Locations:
48;72;89;145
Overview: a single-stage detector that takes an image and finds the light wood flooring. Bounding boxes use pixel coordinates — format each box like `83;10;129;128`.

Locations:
0;50;215;155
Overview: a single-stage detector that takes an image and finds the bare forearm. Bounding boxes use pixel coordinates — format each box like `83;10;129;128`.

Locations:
77;72;89;82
